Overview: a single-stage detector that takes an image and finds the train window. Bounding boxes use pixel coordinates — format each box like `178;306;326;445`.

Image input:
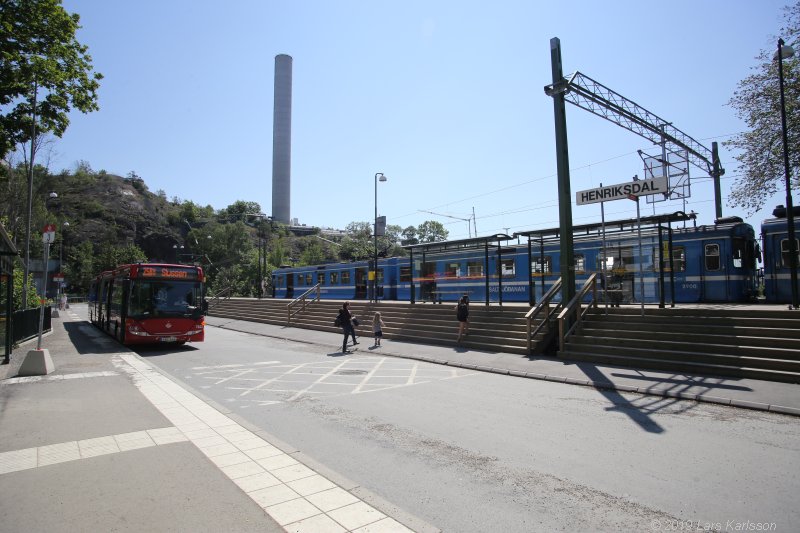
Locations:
317;273;326;285
705;244;721;271
467;261;483;276
305;273;312;285
377;269;384;283
400;266;412;282
574;254;585;274
445;262;460;277
532;256;552;275
330;272;339;284
732;238;745;268
500;258;515;277
780;239;800;268
672;247;686;272
297;274;304;286
341;271;351;284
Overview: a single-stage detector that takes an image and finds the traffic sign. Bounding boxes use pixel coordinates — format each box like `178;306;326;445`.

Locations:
42;223;56;243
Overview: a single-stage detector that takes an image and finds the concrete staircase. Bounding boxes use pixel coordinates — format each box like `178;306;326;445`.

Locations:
208;298;533;354
558;306;800;383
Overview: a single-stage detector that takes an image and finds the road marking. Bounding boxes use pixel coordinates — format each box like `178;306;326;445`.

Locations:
353;357;385;394
0;427;187;474
2;371;119;385
286;359;353;402
111;352;414;532
188;357;478;405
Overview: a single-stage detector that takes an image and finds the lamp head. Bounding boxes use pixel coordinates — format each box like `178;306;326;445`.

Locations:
774;43;796;61
379;174;387;182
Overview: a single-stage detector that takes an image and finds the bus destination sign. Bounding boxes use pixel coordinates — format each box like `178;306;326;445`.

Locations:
140;266;198;279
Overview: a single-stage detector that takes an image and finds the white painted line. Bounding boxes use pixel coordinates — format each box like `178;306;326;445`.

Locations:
112;352;415;532
2;371;118;385
0;426;186;475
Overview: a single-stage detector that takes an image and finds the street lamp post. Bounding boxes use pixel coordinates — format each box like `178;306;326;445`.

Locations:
775;38;798;309
57;221;69;302
374;172;388;303
21;75;40;309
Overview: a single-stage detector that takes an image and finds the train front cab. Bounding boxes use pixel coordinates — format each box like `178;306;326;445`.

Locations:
668;220;757;303
762;210;799;304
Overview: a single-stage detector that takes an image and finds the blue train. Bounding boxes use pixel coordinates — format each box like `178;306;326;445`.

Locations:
273;210;795;305
761;206;800;304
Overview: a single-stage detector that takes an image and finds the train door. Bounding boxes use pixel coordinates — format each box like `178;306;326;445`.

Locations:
354;267;367;299
286;272;294;299
421;261;437;301
701;240;727;301
767;233;798;302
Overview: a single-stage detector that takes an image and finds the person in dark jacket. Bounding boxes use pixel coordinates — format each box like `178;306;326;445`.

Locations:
337;301;358;353
455;295;469;345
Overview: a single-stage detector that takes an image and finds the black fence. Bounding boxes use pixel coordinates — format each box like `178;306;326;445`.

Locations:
12;306;52;345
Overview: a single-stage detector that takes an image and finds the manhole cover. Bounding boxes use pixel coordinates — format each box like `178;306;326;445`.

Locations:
335;370;368;376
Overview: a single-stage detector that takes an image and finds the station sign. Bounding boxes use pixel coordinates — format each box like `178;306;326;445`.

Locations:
576;176;669;205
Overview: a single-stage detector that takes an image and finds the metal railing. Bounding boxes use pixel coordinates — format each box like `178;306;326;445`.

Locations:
206;286;233;309
12;306;52;345
287;283;321;322
557;273;598;352
524;278;562;352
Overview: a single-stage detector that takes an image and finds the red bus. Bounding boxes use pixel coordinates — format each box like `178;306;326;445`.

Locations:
89;263;206;345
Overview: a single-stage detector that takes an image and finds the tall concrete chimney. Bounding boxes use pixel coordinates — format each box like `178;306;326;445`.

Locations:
272;54;292;224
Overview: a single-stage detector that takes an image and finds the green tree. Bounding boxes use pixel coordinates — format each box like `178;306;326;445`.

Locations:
725;3;800;214
66;240;94;294
95;243;147;273
12;269;39;309
0;0;103;158
218;200;262;222
268;238;287;267
401;225;419;245
417;220;449;242
299;242;325;265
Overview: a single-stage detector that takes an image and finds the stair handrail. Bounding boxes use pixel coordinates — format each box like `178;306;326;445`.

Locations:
206;285;234;309
556;273;598;352
524;278;562;352
287;283;322;322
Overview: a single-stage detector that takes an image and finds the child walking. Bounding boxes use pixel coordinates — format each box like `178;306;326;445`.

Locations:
372;312;385;347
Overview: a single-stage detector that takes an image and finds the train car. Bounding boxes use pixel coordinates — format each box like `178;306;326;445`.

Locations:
89;263;206;345
274;259;385;301
761;206;800;304
523;217;758;304
272;217;759;306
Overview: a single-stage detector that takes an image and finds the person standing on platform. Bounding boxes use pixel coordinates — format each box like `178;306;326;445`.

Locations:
455;295;470;345
372;312;385;347
337;302;358;353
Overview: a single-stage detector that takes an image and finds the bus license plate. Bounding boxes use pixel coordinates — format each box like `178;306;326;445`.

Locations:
160;336;177;342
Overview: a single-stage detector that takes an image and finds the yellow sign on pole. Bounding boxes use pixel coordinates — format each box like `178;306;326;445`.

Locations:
368;271;375;281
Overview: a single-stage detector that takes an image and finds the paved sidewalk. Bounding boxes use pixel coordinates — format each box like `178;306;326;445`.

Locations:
0;309;430;533
207;315;800;417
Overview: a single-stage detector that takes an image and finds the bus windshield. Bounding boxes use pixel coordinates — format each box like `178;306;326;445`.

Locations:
129;280;203;319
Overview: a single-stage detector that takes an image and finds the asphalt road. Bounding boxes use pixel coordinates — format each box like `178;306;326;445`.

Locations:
112;311;800;533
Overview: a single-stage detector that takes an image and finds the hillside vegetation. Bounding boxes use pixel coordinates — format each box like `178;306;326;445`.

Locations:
1;161;447;301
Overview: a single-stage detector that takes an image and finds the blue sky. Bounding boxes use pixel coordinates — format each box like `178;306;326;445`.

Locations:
53;0;791;239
